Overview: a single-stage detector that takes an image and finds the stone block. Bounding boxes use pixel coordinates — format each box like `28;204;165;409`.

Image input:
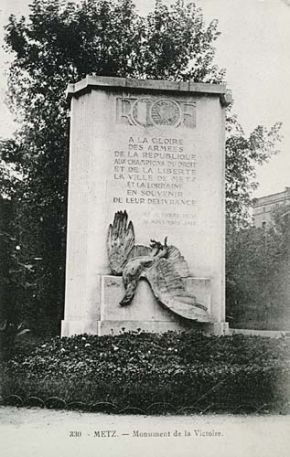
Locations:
62;274;213;336
62;76;228;336
101;275;212;322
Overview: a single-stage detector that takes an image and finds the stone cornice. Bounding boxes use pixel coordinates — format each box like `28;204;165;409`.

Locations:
66;75;232;106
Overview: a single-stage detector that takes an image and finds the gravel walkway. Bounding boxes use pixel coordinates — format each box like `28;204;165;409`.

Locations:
0;406;289;457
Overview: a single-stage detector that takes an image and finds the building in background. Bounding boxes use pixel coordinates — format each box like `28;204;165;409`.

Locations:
253;187;290;228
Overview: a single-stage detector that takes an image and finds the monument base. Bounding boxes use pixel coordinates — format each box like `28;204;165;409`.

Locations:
62;275;228;336
208;322;229;336
61;319;193;336
61;319;229;336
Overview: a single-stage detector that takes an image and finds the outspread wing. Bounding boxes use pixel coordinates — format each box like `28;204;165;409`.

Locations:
144;257;211;322
107;211;135;275
166;245;191;278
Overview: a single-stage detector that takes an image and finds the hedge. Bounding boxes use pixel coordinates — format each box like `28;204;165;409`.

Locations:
2;331;290;414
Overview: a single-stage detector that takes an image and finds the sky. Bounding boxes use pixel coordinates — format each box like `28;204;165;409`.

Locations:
0;0;289;197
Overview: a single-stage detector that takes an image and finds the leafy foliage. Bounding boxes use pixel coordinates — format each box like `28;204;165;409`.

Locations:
0;320;30;361
3;331;290;413
226;204;290;328
225;112;281;228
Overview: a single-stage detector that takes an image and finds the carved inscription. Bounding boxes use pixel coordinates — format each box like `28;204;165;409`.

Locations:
112;95;198;226
116;97;196;128
111;135;197;226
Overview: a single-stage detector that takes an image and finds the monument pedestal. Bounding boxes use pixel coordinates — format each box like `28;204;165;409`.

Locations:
62;275;228;336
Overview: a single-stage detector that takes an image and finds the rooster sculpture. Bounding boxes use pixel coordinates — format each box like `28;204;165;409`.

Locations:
107;211;210;321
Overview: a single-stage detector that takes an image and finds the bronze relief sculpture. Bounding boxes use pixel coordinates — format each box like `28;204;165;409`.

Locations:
107;211;210;321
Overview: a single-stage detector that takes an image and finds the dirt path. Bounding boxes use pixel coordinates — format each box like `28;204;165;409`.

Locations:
0;406;290;457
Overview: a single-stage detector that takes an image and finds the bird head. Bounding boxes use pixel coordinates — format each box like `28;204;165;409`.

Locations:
150;237;169;257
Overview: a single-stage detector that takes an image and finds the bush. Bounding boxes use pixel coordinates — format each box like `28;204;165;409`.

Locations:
2;331;290;414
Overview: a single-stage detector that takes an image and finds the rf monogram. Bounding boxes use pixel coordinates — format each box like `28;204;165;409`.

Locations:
116;97;196;128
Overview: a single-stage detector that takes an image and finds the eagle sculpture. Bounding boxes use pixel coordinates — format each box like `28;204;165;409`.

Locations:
107;211;210;321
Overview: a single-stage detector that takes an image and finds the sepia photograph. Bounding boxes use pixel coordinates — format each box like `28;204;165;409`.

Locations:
0;1;290;456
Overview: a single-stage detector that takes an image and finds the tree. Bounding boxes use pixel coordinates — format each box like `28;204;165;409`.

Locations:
0;0;282;334
225;113;281;228
226;204;290;329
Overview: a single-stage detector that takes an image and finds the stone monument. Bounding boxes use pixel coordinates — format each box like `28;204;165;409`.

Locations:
62;76;231;336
